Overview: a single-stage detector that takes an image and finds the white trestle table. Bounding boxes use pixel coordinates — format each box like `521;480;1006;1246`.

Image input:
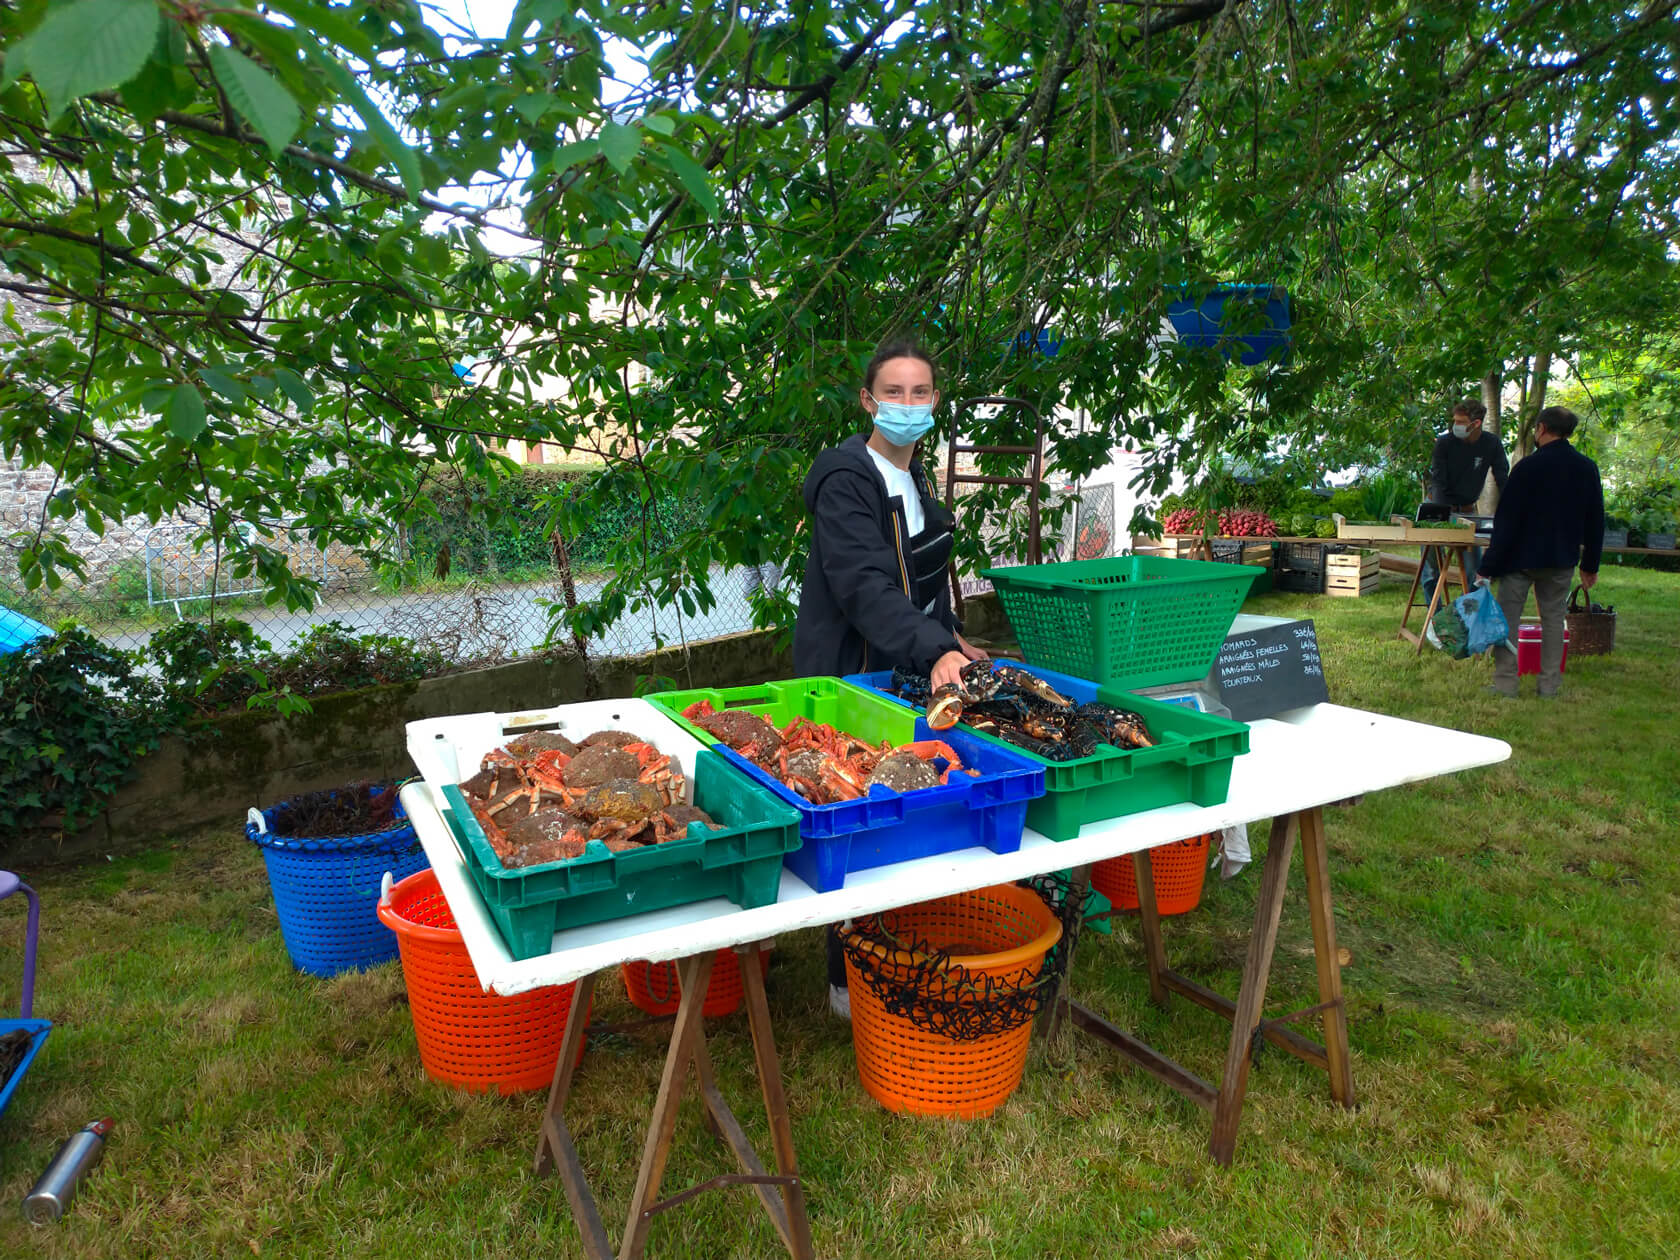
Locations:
399;701;1509;1259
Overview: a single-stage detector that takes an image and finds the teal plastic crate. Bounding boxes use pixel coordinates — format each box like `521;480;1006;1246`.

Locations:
842;665;1248;840
438;750;800;960
981;555;1259;689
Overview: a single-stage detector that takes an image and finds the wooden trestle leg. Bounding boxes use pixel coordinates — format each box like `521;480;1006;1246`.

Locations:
533;943;813;1260
1059;808;1356;1166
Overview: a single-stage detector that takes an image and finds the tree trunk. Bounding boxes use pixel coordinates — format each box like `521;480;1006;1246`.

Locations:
1476;369;1503;515
1515;348;1552;458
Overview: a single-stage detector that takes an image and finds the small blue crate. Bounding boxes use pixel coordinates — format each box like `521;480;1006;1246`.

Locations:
0;1019;50;1118
246;786;429;978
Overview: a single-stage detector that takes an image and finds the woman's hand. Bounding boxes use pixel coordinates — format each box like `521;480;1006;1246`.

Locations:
956;632;989;662
931;650;969;690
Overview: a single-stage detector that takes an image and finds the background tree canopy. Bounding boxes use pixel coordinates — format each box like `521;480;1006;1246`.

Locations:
2;0;1676;642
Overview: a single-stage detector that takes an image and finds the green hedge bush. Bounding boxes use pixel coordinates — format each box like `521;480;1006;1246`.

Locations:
409;463;706;577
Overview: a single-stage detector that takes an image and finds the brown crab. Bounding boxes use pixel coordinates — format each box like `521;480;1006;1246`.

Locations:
504;730;579;758
577;778;678;846
665;803;723;833
681;701;785;766
500;808;590;866
866;750;940;793
579;729;640;750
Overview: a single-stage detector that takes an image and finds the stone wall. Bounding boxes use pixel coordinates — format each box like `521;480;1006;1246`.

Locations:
11;594;1006;865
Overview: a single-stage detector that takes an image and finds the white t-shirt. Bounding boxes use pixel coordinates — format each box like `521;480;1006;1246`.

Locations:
866;446;926;536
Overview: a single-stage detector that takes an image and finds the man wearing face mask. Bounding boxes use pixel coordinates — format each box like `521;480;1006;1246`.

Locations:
794;339;986;691
1421;398;1510;601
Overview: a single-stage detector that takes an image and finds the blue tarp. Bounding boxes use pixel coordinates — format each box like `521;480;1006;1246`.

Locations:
1166;285;1291;365
1;606;52;654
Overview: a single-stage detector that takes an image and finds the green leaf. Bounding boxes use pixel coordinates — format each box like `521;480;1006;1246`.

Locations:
512;92;552;125
273;368;313;415
550;138;598;177
207;45;301;157
166;385;207;442
599;120;640;174
12;0;160;118
198;366;246;403
640;113;676;137
298;39;424;199
263;0;376;62
659;146;719;216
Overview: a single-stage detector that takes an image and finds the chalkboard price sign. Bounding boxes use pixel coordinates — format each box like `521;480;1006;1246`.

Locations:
1214;619;1330;720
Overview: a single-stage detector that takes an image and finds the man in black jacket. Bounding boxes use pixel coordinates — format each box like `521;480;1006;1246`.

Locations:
1422;399;1510;596
1477;406;1604;698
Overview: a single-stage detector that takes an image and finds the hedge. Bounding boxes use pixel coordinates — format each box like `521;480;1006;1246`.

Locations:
409;463;705;576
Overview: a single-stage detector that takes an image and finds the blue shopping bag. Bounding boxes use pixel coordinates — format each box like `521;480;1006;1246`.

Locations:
1456;584;1514;657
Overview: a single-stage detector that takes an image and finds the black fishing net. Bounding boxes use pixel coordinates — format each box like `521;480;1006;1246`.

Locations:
839;874;1090;1042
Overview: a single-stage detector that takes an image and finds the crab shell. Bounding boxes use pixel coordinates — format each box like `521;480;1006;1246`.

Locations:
866;750;940;793
561;745;640;789
577;777;666;823
504;730;579;758
695;709;784;765
579;729;641;750
500;808;589;866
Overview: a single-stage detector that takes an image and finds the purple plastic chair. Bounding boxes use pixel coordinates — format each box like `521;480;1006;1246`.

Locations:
0;870;51;1117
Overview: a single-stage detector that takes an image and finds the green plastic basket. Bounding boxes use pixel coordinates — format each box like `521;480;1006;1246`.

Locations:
842;669;1249;840
439;750;801;960
650;676;920;748
981;555;1260;689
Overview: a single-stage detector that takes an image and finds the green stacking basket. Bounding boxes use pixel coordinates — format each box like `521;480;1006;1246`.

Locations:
981;555;1261;689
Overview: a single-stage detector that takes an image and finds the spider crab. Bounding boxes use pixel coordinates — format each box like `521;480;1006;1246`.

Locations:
461;734;696;864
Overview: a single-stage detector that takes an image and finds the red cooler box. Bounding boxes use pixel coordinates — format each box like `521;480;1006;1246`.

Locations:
1517;622;1568;677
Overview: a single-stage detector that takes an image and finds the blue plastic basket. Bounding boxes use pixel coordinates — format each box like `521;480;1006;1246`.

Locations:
0;1019;50;1118
716;718;1044;893
246;788;429;977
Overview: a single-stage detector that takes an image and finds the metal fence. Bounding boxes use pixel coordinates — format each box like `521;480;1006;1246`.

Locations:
2;482;1120;668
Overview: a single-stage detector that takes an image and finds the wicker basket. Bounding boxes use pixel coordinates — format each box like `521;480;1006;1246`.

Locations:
1565;586;1616;656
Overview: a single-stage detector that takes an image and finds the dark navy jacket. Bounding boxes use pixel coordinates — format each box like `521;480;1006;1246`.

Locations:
793;435;960;677
1478;439;1605;578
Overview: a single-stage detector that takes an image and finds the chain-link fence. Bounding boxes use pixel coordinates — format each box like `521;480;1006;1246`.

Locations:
0;516;778;666
2;484;1117;668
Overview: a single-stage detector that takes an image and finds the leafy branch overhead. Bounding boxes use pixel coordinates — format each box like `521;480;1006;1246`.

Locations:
0;1;1675;641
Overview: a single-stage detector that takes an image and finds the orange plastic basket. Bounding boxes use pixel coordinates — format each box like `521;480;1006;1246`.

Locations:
1091;834;1211;917
378;869;586;1095
844;882;1062;1120
620;948;769;1019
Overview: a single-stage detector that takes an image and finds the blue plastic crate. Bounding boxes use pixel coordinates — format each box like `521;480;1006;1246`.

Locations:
0;1018;50;1117
715;718;1045;893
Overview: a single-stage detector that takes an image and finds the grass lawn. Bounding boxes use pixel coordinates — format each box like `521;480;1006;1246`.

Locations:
2;568;1677;1258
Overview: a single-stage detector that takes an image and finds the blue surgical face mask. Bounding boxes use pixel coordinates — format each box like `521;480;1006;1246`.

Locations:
1452;422;1473;440
868;393;935;446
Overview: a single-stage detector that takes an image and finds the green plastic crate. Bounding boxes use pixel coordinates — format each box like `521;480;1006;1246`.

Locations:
439;750;801;960
981;555;1260;689
650;676;921;748
842;670;1249;840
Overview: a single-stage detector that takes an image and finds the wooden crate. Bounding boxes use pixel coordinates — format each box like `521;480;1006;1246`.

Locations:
1326;564;1381;597
1325;550;1378;578
1336;521;1407;541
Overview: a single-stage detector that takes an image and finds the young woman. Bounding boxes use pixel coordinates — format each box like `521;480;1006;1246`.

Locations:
793;340;988;687
793;339;988;1018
